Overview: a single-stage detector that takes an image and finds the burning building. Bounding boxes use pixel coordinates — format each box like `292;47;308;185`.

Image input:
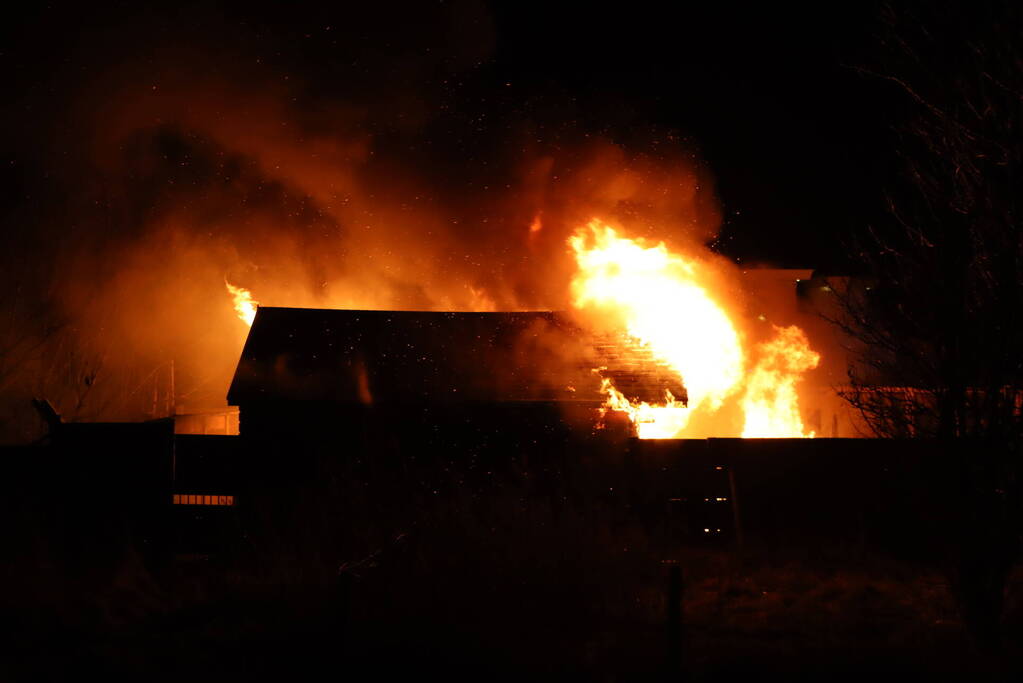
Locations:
225;307;688;461
218;298;923;554
223;221;853;445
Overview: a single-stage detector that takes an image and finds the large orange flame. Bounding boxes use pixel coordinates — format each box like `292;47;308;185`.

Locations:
570;220;818;439
740;325;820;437
225;280;258;327
598;376;691;439
570;220;745;437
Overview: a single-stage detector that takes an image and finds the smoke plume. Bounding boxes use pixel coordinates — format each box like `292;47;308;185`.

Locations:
0;2;724;437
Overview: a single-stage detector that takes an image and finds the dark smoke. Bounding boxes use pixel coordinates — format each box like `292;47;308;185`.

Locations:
0;2;722;441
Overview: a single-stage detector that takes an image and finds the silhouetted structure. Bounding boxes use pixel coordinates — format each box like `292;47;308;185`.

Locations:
226;307;680;493
221;307;954;560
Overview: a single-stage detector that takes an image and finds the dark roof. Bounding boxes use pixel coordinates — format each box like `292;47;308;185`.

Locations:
228;307;685;405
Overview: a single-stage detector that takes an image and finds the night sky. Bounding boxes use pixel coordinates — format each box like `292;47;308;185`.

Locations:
2;0;898;267
485;2;898;267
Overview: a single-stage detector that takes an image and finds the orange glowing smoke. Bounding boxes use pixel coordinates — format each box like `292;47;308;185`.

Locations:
225;281;258;326
740;325;820;437
570;221;745;438
569;220;819;439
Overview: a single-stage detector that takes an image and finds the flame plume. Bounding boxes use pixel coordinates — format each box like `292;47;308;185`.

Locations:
570;220;745;437
570;220;819;439
741;325;820;437
598;377;691;439
225;281;258;327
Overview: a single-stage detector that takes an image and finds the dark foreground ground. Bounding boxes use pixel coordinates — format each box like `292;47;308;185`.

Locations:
4;513;1021;682
3;434;1020;681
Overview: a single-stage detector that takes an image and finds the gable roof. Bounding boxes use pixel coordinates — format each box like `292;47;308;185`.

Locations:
227;307;684;405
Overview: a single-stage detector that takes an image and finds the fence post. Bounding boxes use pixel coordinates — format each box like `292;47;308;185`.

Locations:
665;560;683;677
727;465;744;554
